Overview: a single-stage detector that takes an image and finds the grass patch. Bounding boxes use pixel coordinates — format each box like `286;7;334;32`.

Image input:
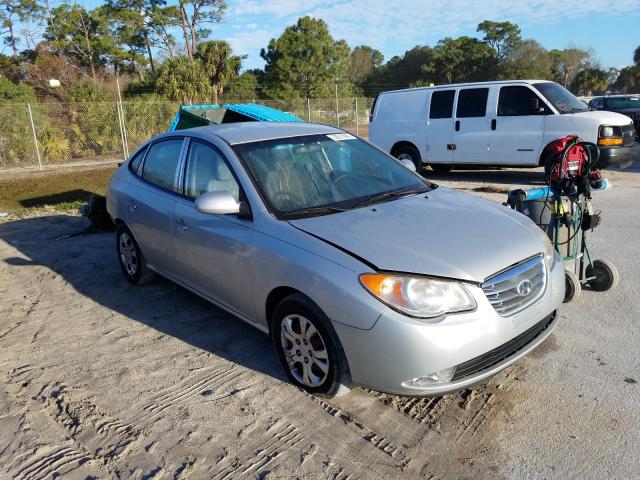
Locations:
0;166;116;212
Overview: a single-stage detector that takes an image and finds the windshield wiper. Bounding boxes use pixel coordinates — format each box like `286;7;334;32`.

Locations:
352;187;429;209
284;205;348;218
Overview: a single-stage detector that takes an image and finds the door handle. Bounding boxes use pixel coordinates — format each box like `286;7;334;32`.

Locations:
491;119;496;130
176;219;188;231
447;144;457;151
455;120;460;131
128;202;137;213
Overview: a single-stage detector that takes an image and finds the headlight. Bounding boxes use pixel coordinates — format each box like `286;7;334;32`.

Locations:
544;240;556;266
598;125;623;146
359;273;476;318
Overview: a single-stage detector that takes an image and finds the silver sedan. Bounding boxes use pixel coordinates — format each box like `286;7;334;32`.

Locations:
107;122;564;397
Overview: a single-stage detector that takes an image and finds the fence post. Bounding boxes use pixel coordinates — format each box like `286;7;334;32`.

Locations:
355;97;359;135
116;77;129;159
27;103;43;170
334;83;339;127
307;97;311;122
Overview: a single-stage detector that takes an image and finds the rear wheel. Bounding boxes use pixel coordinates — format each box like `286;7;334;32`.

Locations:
586;259;619;292
271;294;348;397
116;224;154;285
564;270;581;303
392;144;422;172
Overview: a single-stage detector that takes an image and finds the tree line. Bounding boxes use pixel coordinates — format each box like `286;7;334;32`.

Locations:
1;0;639;105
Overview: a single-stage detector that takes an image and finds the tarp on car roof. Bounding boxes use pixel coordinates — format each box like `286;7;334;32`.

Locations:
168;103;302;132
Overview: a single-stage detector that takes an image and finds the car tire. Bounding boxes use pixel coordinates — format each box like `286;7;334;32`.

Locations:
563;270;581;303
116;224;154;285
586;259;619;292
429;164;453;174
392;145;422;172
271;293;349;397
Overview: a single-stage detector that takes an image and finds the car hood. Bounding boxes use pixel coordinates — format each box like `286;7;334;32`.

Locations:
572;109;633;125
289;187;547;283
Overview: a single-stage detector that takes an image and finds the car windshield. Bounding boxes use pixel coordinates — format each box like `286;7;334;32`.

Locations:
605;97;640;109
233;133;433;217
532;82;588;114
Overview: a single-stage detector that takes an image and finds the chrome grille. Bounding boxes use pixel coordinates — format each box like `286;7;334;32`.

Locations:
482;255;546;316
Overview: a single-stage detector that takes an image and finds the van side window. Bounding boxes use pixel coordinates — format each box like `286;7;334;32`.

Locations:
141;139;184;192
498;86;544;116
456;88;489;118
429;90;455;119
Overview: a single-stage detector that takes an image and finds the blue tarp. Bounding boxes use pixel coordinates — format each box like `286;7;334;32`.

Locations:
168;103;301;132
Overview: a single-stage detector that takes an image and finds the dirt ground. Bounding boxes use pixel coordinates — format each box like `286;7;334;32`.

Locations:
1;165;639;479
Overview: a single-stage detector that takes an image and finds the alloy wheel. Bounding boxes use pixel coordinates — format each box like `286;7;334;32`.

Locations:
280;314;330;387
118;232;138;277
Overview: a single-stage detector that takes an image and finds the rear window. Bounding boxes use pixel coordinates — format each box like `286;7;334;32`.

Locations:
456;88;489;118
429;90;455;119
141;139;184;192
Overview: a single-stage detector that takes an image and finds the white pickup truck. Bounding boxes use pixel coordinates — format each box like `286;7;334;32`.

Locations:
369;80;638;172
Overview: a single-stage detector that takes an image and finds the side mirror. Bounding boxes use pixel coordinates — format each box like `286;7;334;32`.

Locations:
195;191;240;215
399;158;417;172
527;98;545;115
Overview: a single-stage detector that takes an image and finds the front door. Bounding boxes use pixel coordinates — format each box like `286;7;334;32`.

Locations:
126;137;185;274
425;89;455;165
490;85;547;166
452;87;491;164
171;139;255;319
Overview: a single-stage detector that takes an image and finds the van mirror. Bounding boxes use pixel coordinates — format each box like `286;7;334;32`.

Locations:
528;98;545;115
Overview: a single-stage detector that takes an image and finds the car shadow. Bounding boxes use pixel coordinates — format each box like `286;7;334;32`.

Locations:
420;167;547;187
1;214;287;385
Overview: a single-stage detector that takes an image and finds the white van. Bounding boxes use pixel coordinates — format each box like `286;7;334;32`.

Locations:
369;80;637;171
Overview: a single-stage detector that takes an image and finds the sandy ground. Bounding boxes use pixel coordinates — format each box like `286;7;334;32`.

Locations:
1;165;639;479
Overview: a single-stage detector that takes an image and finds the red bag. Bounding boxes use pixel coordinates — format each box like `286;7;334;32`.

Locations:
547;136;588;182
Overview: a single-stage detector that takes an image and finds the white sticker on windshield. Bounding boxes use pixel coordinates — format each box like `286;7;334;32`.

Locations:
327;133;356;141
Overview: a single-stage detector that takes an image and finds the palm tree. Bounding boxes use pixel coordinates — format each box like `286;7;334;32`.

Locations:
196;40;243;103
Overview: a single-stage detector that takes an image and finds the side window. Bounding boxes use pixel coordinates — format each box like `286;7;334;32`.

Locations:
498;86;544;116
184;140;240;201
429;90;455;119
456;88;489;118
141;139;183;192
128;146;147;174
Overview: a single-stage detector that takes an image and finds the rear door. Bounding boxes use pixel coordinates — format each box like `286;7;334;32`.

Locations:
452;87;491;164
425;89;455;164
490;85;547;165
126;137;185;274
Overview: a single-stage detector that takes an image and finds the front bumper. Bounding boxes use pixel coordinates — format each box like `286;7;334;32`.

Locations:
333;253;565;396
597;142;639;169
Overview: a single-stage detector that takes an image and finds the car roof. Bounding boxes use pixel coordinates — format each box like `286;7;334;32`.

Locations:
379;79;552;95
186;121;343;145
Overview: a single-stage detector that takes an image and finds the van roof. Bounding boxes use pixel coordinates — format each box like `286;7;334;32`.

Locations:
379;80;552;95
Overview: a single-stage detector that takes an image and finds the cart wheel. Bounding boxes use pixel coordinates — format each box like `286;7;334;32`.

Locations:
586;259;619;292
564;270;581;303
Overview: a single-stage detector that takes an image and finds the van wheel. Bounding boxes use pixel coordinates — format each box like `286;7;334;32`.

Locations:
430;164;453;174
392;145;421;172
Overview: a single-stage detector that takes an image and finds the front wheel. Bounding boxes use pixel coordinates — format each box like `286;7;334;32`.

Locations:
272;294;348;397
564;270;581;303
586;259;619;292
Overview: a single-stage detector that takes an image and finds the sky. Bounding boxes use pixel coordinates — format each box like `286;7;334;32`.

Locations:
48;0;640;71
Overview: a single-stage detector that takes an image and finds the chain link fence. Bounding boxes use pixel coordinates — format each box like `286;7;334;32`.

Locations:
0;97;374;171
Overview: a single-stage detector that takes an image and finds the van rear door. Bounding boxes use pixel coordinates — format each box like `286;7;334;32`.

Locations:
426;89;455;164
452;87;491;164
490;85;547;165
